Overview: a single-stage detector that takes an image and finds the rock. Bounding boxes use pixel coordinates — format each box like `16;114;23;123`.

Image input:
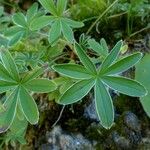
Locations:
111;131;131;150
124;111;141;132
84;98;99;122
41;126;95;150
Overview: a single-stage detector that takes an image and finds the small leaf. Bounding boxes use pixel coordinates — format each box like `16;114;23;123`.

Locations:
8;31;24;46
100;38;108;54
0;48;19;81
0;80;17;93
4;26;23;37
22;67;44;83
88;39;107;57
49;20;61;44
12;13;27;27
57;0;67;15
103;52;142;75
30;16;55;31
102;76;147;97
63;18;84;28
59;79;95;105
19;87;39;124
39;0;57;16
61;20;74;43
24;78;56;93
26;2;38;22
74;43;97;74
95;79;114;129
52;64;94;79
0;88;19;133
100;40;123;73
0;62;15;82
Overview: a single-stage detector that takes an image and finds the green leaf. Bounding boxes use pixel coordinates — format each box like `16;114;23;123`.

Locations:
12;12;27;27
74;43;97;74
57;0;67;15
39;0;57;16
62;18;84;28
59;79;95;105
8;31;24;46
24;79;56;93
102;76;147;97
48;20;61;44
26;2;38;22
135;54;150;117
95;79;114;129
61;20;74;43
88;39;107;57
103;52;142;75
100;38;108;54
4;26;23;37
30;16;55;31
0;88;19;133
19;87;39;124
0;63;15;82
100;40;123;73
0;48;19;81
0;80;17;93
22;67;44;83
52;64;94;79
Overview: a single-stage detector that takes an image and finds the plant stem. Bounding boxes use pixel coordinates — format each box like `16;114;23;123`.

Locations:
129;26;150;38
86;0;119;35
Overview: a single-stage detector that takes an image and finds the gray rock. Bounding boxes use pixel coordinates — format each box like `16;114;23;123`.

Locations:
124;111;141;132
42;126;95;150
112;131;131;150
84;98;99;122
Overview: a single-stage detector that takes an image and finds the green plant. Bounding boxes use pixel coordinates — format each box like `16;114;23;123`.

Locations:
0;1;149;147
4;2;43;46
0;48;56;133
135;54;150;117
30;0;84;44
52;41;147;129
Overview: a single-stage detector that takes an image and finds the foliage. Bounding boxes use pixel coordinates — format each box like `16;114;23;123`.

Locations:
30;0;84;44
52;41;146;128
0;0;149;147
135;54;150;117
0;48;56;133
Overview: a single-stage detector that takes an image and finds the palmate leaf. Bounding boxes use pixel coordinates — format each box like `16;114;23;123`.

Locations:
102;76;147;97
0;88;19;133
95;79;114;129
0;48;19;81
59;79;95;105
52;64;94;79
75;43;97;74
19;87;39;124
24;79;56;93
103;52;143;75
